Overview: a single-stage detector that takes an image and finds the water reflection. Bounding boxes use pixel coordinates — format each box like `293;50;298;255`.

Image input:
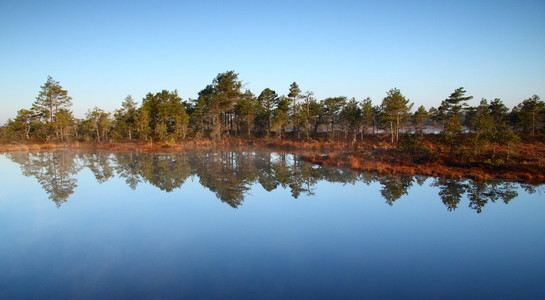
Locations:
5;151;543;211
8;152;82;207
379;175;414;206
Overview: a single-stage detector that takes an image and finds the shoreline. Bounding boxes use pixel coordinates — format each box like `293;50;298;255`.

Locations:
301;151;545;184
1;138;544;184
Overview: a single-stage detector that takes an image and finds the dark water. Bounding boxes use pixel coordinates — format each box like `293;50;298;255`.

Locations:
0;151;544;299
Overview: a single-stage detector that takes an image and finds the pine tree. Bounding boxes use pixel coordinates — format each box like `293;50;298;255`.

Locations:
257;88;279;137
380;88;413;144
412;105;429;138
32;76;72;123
360;97;374;137
469;99;495;155
438;87;473;118
113;95;138;141
438;87;473;152
86;107;111;143
141;90;188;142
298;91;316;138
235;90;258;137
272;96;290;139
288;82;301;137
9;109;35;139
323;96;347;138
340;98;362;140
212;71;243;137
513;95;544;137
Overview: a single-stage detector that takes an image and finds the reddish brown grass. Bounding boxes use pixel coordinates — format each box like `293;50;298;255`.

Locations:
2;137;544;183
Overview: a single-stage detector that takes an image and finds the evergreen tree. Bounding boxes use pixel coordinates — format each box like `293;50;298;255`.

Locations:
272;96;290;139
9;109;36;139
234;90;258;137
288;82;302;137
340;98;362;140
468;99;495;155
113;95;138;141
297;91;316;138
212;71;243;138
512;95;544;137
488;98;509;128
31;76;74;140
140;90;189;142
54;108;74;142
380;88;413;144
135;107;151;141
32;76;72;123
86;107;111;143
322;96;347;138
438;87;473;118
412;105;429;138
360;97;374;137
195;85;217;138
438;87;473;152
256;88;279;137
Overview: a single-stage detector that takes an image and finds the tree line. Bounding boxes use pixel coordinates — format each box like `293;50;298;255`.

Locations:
2;72;544;149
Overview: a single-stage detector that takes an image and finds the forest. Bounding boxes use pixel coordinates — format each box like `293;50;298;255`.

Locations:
1;71;544;144
1;71;544;182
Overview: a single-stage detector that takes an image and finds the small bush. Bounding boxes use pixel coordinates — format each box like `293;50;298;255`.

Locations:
484;159;505;168
398;134;431;154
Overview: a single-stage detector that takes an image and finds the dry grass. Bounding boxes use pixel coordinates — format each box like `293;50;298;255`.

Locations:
2;137;544;183
301;140;545;183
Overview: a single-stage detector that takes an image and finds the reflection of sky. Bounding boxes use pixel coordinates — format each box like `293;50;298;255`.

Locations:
0;155;544;298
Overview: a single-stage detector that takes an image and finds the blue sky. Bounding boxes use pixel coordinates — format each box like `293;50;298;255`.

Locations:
1;0;544;123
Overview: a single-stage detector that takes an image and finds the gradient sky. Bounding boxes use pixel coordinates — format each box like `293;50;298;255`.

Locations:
1;0;544;123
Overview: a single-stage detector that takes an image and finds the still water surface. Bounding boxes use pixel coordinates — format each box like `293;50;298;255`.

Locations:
0;151;544;299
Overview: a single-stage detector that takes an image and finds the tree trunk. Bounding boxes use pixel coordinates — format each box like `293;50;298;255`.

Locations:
390;121;394;144
396;116;400;143
95;125;101;143
532;113;536;137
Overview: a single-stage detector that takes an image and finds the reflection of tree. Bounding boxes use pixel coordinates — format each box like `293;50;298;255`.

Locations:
495;182;518;204
466;181;518;213
414;175;428;186
287;155;318;199
360;173;378;185
432;179;468;211
138;153;191;192
8;152;81;207
520;183;545;195
432;179;521;213
271;153;292;189
466;182;490;213
191;151;253;207
319;167;360;185
255;152;278;192
6;150;537;210
81;153;114;183
112;153;143;190
379;175;414;205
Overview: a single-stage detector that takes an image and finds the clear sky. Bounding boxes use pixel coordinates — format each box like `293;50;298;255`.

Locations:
1;0;544;124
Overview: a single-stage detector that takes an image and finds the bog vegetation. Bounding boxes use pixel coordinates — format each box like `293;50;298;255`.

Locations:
1;71;544;182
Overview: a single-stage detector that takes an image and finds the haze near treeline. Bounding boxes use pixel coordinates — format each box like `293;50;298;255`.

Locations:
1;0;544;124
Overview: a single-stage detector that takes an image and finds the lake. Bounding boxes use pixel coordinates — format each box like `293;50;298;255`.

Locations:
1;150;544;299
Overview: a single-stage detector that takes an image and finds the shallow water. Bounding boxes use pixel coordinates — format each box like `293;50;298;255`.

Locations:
1;151;544;299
